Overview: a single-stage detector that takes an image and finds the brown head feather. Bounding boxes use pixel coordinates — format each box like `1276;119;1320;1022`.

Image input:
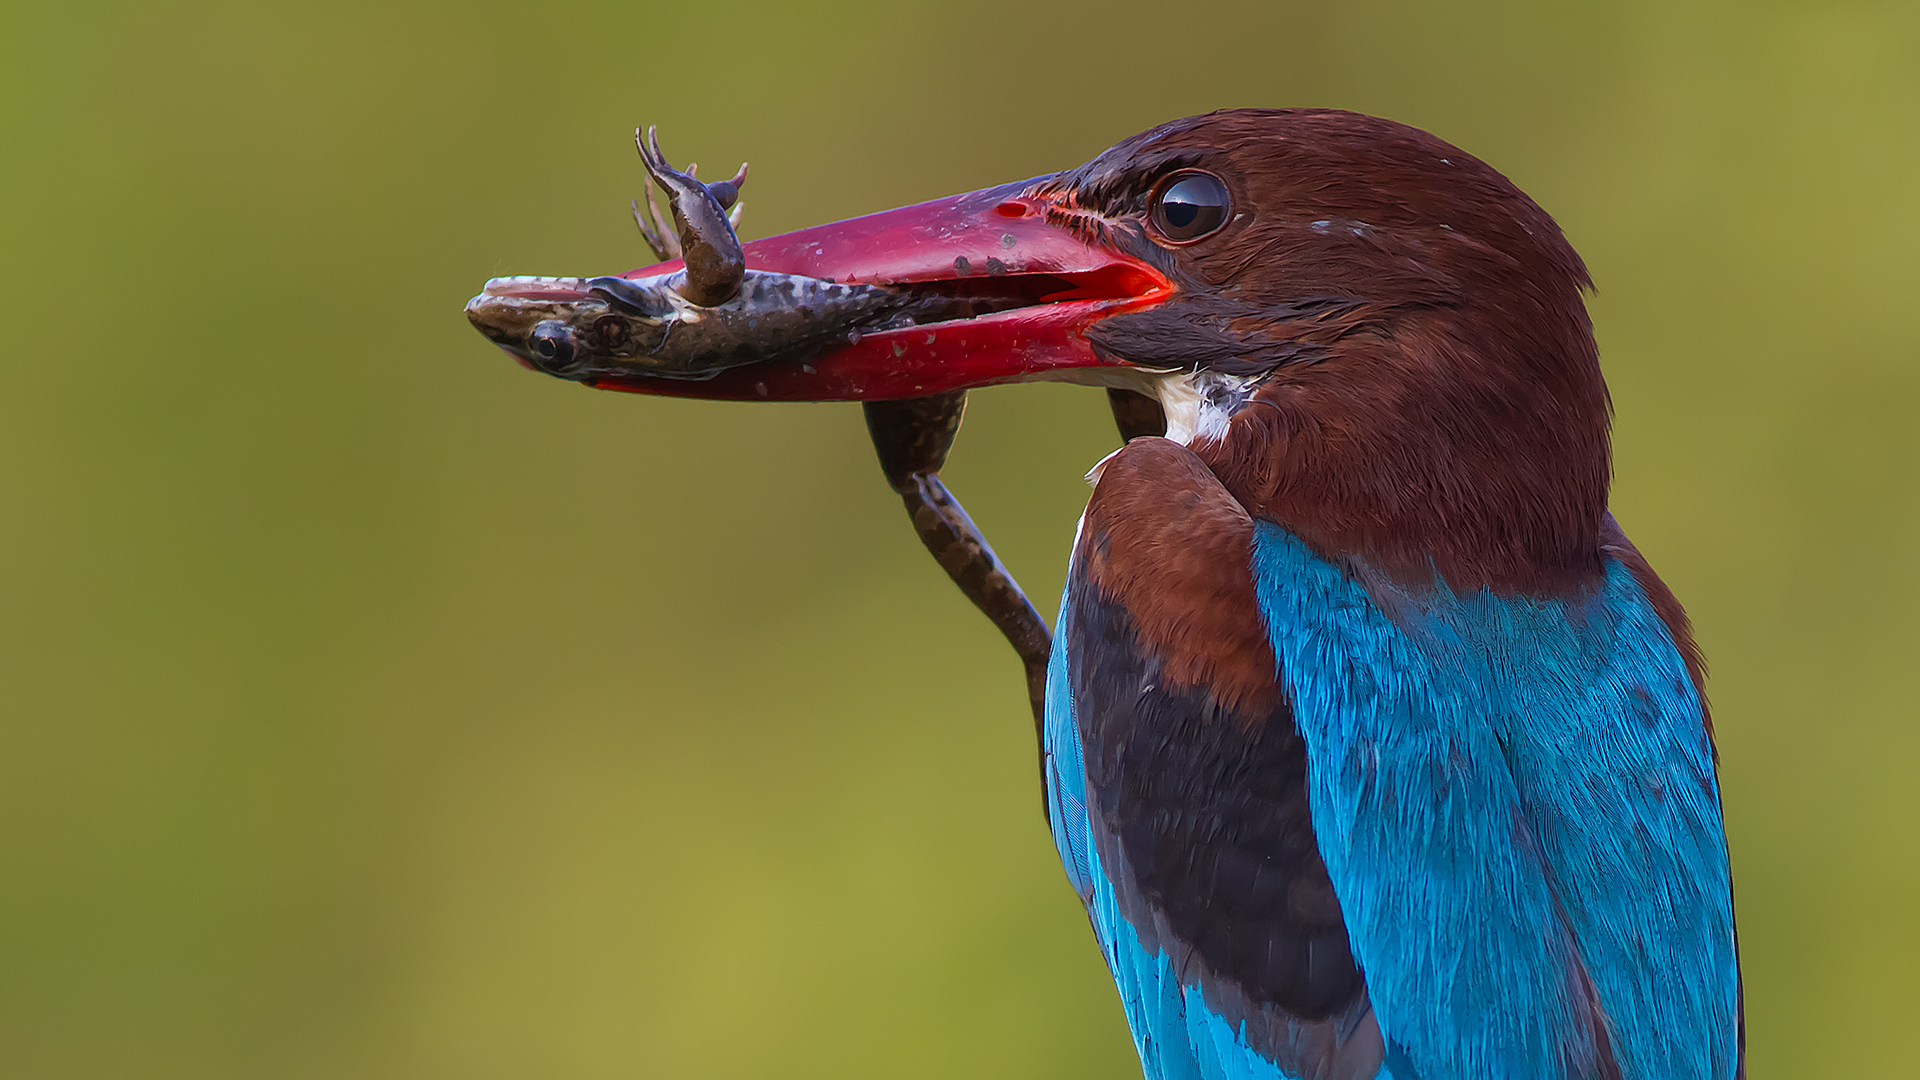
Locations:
1048;109;1610;593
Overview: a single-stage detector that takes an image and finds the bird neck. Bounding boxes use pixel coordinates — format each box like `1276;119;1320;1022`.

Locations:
1172;326;1614;595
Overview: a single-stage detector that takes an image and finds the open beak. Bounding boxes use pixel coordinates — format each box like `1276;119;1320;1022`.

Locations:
472;178;1169;402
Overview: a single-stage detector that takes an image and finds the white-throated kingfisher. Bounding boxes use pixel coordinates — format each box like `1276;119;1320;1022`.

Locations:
468;109;1743;1080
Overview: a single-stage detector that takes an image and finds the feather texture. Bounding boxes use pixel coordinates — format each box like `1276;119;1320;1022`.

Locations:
1047;438;1740;1080
1250;522;1738;1080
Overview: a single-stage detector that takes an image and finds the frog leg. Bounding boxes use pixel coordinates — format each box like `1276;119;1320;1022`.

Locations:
634;126;747;306
1106;387;1167;441
863;393;1052;744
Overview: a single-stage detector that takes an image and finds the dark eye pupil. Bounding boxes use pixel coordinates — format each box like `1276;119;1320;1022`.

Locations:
528;320;579;374
1154;172;1230;242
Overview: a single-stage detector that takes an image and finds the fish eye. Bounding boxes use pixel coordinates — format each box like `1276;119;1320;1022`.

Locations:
529;320;579;373
1150;171;1231;243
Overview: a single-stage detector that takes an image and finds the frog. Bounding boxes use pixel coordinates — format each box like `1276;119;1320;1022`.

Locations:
465;129;997;383
465;127;1061;740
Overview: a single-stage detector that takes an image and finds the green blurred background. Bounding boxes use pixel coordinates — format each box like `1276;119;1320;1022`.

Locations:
2;1;1915;1076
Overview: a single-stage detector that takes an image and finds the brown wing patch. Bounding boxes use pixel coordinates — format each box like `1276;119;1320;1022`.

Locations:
1079;437;1280;717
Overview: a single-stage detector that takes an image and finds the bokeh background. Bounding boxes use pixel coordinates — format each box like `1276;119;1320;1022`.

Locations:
3;1;1916;1076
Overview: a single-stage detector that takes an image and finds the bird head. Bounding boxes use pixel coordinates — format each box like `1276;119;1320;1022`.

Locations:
473;109;1609;591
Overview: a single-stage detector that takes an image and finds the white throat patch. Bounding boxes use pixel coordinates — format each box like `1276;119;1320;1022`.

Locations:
1154;370;1257;445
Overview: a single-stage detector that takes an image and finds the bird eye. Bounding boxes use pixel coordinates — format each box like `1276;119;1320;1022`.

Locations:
1150;171;1231;243
529;320;579;373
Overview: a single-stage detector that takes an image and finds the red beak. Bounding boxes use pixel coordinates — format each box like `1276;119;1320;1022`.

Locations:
586;179;1169;401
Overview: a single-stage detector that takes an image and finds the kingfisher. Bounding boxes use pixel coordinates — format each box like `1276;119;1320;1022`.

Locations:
467;109;1743;1080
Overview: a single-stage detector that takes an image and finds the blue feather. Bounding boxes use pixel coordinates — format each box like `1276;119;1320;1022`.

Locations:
1046;522;1738;1080
1248;523;1738;1080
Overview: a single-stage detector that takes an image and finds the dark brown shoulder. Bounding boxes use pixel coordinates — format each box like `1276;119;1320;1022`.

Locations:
1079;436;1278;716
1064;442;1373;1043
1599;513;1712;737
